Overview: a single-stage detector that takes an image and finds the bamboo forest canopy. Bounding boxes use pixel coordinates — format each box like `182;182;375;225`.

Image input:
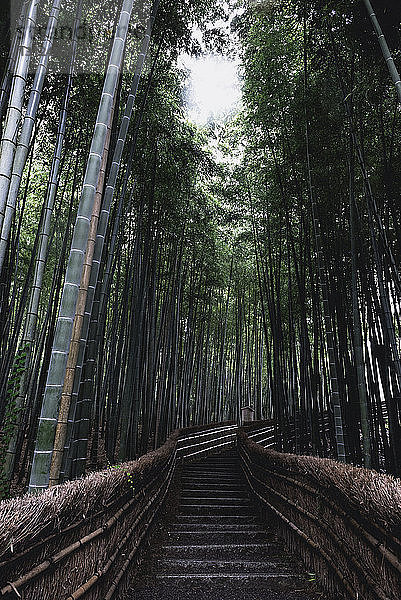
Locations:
0;0;401;499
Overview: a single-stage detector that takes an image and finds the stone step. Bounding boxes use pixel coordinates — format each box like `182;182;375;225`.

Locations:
163;531;272;546
182;472;240;478
181;477;244;482
168;523;264;532
175;514;257;524
180;497;249;506
157;558;296;575
181;489;247;498
160;543;281;560
182;473;240;479
183;466;240;472
179;504;251;516
181;483;246;491
188;465;238;470
183;464;239;469
184;459;239;465
155;573;303;587
182;475;241;481
127;582;315;600
181;477;241;484
183;464;239;470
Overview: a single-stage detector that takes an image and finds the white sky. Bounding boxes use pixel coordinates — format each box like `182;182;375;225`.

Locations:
178;3;244;127
180;54;241;125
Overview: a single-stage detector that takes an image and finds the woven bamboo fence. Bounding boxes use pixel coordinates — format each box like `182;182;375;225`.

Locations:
238;429;401;600
0;422;237;599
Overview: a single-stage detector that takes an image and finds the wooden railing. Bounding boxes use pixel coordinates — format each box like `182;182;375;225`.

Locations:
177;423;238;459
0;421;237;600
238;429;401;600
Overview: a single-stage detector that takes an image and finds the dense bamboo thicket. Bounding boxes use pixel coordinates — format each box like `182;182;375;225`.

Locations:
230;0;401;473
0;0;401;499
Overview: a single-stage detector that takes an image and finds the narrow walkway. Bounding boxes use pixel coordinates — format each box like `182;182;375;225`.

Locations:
125;452;325;599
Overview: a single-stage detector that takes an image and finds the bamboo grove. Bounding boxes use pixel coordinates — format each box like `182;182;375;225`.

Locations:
0;0;401;499
234;0;401;473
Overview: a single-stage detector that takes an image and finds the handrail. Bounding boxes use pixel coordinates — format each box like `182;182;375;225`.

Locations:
178;431;238;454
248;426;274;437
177;424;237;443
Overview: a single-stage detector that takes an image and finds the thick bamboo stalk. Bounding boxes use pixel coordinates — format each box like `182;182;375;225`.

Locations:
48;120;114;487
69;3;160;478
0;0;29;125
28;0;134;493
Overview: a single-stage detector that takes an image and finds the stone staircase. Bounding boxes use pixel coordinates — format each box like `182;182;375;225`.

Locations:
124;451;324;599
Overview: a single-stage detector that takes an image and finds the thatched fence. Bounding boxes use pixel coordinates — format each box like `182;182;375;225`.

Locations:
238;429;401;600
0;422;237;599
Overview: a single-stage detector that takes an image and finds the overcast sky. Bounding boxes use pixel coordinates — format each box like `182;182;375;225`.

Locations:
179;53;241;125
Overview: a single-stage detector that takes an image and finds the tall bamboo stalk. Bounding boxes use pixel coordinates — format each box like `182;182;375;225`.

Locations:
303;6;346;462
48;118;114;487
28;0;134;493
68;3;161;478
349;126;371;468
0;0;39;237
0;0;29;126
0;0;62;271
363;0;401;105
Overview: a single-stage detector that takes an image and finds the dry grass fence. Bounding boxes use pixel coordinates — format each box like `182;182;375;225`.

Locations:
0;421;237;599
238;429;401;600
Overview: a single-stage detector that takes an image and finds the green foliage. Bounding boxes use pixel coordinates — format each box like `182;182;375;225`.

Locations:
0;344;30;500
110;463;135;495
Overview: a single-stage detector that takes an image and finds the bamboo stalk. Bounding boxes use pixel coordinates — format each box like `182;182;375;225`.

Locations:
363;0;401;104
69;4;161;478
0;0;39;234
0;0;63;271
28;0;135;493
48;99;115;487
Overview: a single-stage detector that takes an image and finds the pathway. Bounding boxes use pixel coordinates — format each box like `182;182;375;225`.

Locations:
124;451;326;599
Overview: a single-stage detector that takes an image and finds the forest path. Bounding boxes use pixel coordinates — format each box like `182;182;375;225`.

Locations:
124;451;326;600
